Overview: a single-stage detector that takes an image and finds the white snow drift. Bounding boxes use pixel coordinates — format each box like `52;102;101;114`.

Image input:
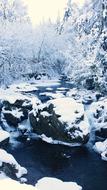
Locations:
0;173;82;190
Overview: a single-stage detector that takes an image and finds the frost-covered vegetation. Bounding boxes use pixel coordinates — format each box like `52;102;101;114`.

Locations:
0;0;107;93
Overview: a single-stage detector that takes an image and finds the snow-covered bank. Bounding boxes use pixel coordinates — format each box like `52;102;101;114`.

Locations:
0;172;82;190
0;172;36;190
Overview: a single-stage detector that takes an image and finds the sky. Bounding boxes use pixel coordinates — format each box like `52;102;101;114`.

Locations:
23;0;85;26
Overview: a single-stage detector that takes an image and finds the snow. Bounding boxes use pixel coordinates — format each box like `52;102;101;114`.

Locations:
0;174;82;190
40;134;82;147
0;176;36;190
32;97;89;139
0;86;40;110
0;88;30;105
3;108;24;119
41;111;52;117
0;149;27;178
89;99;107;130
49;98;84;123
101;151;107;161
18;118;31;132
0;130;10;143
46;88;53;91
35;177;82;190
94;139;107;161
66;88;78;98
93;140;107;154
9;83;38;92
49;98;89;136
57;87;68;90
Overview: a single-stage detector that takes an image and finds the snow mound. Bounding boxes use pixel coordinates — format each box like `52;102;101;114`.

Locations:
0;175;82;190
0;177;36;190
36;177;82;190
50;98;84;122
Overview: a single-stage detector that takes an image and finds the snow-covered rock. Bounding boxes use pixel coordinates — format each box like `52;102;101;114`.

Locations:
3;107;28;127
94;139;107;161
0;149;27;179
94;139;107;154
29;97;89;146
0;87;40;111
0;86;41;127
66;88;96;104
0;88;30;105
89;99;107;139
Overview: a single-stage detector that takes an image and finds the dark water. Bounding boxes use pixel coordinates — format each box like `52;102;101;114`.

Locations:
7;139;107;190
6;80;107;190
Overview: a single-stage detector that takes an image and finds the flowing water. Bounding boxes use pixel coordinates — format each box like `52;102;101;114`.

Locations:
5;80;107;190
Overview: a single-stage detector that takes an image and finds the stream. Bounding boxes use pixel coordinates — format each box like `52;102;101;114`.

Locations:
5;80;107;190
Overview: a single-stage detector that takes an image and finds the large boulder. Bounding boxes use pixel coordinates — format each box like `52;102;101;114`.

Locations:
3;98;32;111
29;98;89;146
2;98;35;127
